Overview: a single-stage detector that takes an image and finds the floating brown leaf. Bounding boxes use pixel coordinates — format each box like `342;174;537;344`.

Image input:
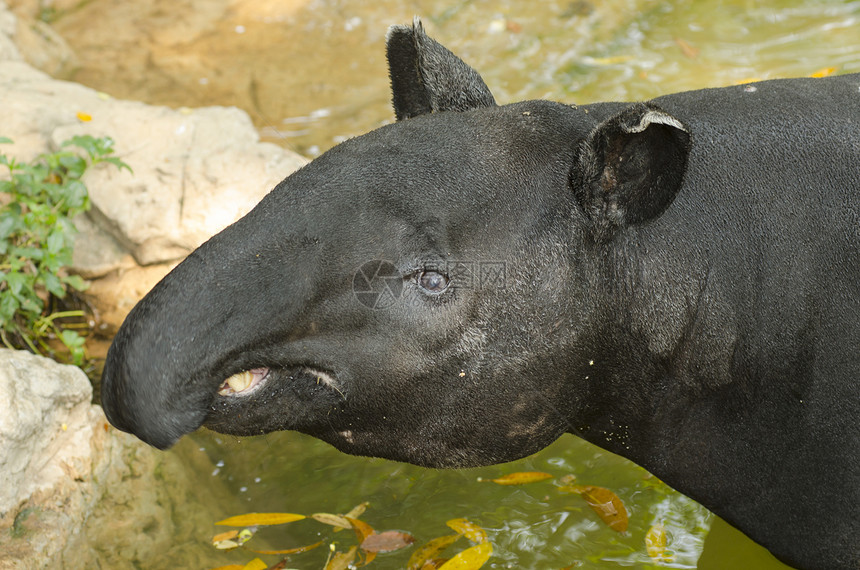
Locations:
674;37;699;59
361;530;416;553
209;565;245;570
345;516;376;542
446;518;488;544
487;471;553;485
578;486;628;532
313;513;353;529
212;530;240;550
438;542;493;569
212;528;254;550
407;535;461;570
215;513;306;527
248;541;323;555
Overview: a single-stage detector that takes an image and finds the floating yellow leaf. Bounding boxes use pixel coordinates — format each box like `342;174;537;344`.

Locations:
242;559;267;570
645;523;667;560
313;513;353;529
333;501;370;533
408;535;461;570
248;540;323;555
809;67;838;78
438;542;493;569
215;512;305;526
325;545;357;570
578;486;628;532
76;111;92;122
487;471;553;485
211;528;249;550
344;501;370;519
446;518;488;544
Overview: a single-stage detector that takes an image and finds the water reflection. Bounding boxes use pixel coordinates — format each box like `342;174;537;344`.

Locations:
184;430;725;568
54;0;860;157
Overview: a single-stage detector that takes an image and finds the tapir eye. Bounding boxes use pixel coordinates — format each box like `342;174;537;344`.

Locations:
418;270;450;293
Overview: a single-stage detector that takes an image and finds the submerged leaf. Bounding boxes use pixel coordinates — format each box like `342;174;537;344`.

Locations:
325;546;358;570
361;530;415;553
438;542;493;569
215;513;305;526
645;523;670;561
578;486;628;532
487;471;553;485
407;535;461;570
446;518;488;544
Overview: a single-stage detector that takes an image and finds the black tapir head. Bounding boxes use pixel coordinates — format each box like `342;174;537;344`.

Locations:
101;19;689;467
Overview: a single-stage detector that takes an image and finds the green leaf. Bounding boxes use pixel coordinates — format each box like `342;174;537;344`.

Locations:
46;229;66;254
4;271;28;296
62;274;89;292
59;154;87;179
40;271;66;298
0;294;21;328
59;329;85;349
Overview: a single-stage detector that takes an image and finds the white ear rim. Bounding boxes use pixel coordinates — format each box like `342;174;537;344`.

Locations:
624;110;688;134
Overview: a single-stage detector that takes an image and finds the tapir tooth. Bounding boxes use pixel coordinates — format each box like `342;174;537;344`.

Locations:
219;370;253;395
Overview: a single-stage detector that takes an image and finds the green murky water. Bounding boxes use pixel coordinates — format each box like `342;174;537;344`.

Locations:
50;0;860;567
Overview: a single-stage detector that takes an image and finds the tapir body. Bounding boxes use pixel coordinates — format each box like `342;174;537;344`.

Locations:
101;21;859;569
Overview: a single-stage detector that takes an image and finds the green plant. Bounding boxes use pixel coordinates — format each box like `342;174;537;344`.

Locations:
0;134;130;365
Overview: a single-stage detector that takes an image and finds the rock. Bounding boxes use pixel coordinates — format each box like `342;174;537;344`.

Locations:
0;349;243;569
0;349;93;517
0;60;307;269
0;1;18;61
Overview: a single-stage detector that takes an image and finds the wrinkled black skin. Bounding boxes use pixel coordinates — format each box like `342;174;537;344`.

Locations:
101;21;859;570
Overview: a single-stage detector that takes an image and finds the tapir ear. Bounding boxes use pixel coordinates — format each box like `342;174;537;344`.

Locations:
573;103;691;236
386;17;497;121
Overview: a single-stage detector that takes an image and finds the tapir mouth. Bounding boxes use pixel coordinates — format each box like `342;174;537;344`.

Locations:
218;367;271;397
216;366;342;399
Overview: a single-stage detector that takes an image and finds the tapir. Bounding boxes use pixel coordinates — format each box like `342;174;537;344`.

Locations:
101;20;859;570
